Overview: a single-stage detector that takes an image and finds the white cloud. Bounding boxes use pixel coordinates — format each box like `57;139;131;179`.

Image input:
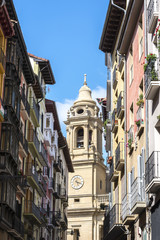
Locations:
56;86;106;136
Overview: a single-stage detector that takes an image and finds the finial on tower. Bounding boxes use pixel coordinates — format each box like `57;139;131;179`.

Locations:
84;74;87;85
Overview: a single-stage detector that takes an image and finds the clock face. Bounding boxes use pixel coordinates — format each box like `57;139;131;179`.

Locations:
71;175;84;189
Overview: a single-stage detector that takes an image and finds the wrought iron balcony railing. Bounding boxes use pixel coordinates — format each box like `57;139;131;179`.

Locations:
39;141;48;166
24;200;41;222
21;87;30;117
112;109;118;132
115;142;124;170
147;0;159;33
28;129;40;157
12;215;24;237
110;204;121;229
0;47;6;71
145;151;160;193
145;59;159;99
117;91;124;118
131;177;145;212
112;65;118;89
30;97;40;125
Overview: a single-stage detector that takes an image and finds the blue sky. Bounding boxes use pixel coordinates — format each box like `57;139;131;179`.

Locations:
14;0;109;138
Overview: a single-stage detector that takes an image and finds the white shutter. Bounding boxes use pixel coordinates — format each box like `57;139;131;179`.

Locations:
141;148;145;200
128;172;132;211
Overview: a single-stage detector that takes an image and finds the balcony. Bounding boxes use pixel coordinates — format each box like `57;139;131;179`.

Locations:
40;207;48;225
43;167;49;180
48;178;55;192
103;204;126;240
53;184;61;199
131;177;146;214
112;109;118;133
44;113;54;135
117;91;124;119
29;97;39;127
16;176;27;198
19;131;28;157
3;79;20;124
52;211;61;226
121;194;136;225
47;211;55;229
8;215;24;240
50;145;55;160
109;161;119;182
21;88;30;119
44;129;51;147
127;125;134;154
0;98;4;122
28;129;40;158
54;157;62;172
60;212;68;230
0;47;6;73
0;204;12;230
112;65;118;89
60;188;68;202
115;142;124;171
145;59;160;100
26;163;39;190
0;123;19;166
136;106;144;137
24;200;41;225
38;174;47;197
39;142;48;167
145;151;160;193
147;0;159;33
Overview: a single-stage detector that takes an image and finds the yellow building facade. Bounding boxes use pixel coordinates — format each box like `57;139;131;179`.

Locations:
65;76;108;240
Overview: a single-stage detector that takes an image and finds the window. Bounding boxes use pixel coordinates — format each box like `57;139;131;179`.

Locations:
89;130;92;146
77;128;84;148
130;64;133;84
100;180;102;190
74;199;80;202
46;117;50;128
41;113;43;133
138;14;143;60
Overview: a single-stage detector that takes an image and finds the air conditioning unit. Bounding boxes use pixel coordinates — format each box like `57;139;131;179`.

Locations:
0;0;5;7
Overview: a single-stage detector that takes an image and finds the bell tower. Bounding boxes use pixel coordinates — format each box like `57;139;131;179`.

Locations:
65;75;108;240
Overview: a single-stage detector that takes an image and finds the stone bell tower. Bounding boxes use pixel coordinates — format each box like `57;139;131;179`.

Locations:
65;75;108;240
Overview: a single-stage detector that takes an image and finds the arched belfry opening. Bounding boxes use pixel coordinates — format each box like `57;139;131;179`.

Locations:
77;127;84;148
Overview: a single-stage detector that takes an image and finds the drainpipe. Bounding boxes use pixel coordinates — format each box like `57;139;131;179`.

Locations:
111;0;126;13
144;0;150;239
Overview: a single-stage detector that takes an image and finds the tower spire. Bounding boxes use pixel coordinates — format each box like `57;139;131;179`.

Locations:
84;74;87;85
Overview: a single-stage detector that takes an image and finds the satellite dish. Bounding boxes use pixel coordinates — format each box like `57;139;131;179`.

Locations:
0;0;5;7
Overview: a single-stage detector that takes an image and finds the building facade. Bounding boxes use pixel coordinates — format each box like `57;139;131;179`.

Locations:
65;77;108;240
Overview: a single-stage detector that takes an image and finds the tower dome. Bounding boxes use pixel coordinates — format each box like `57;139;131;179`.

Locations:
74;74;96;106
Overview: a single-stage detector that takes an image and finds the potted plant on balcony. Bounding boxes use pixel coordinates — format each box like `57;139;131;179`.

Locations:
136;94;144;107
157;115;160;120
144;53;157;72
107;156;113;164
126;138;133;150
18;169;23;176
135;119;143;127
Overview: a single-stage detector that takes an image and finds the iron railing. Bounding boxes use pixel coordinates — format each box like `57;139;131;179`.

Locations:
113;65;117;88
30;97;39;123
38;174;47;194
24;200;41;220
115;142;124;168
19;131;28;154
110;204;121;229
117;91;124;117
145;151;160;187
112;109;117;130
48;178;55;190
28;129;40;152
21;87;30;116
147;0;159;28
26;163;39;186
121;194;131;221
0;47;6;70
109;161;114;180
145;59;158;94
131;177;145;210
39;142;47;164
12;215;24;237
128;125;134;142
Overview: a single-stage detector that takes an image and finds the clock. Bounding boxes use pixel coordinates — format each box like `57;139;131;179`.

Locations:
71;175;84;189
